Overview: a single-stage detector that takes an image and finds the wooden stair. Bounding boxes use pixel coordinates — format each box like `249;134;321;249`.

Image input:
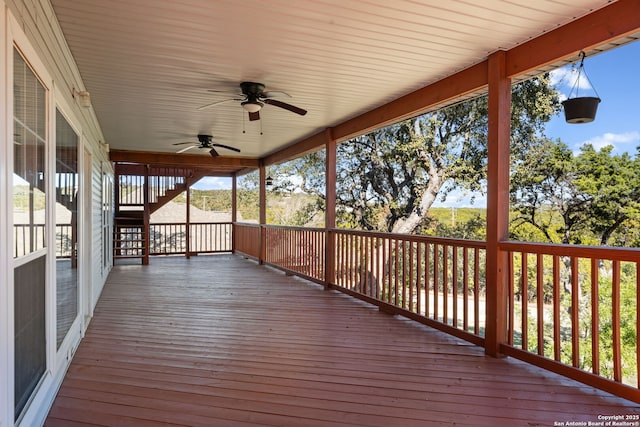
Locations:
113;210;146;261
113;163;207;264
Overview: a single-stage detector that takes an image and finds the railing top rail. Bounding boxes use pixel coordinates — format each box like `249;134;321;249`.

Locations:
151;222;233;225
500;240;640;262
333;227;487;248
233;222;261;228
262;224;326;233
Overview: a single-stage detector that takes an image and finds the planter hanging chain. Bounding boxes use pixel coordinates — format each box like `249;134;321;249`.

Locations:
568;51;600;99
561;51;602;123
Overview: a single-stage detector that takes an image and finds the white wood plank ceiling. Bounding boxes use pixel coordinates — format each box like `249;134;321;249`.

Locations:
49;0;612;160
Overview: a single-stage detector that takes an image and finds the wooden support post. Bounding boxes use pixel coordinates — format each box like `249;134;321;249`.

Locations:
143;164;150;265
324;129;336;290
185;177;191;259
231;174;237;253
259;162;266;264
485;50;511;357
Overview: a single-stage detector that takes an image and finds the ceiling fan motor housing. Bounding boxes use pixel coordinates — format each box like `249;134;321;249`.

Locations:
240;82;265;96
197;134;213;144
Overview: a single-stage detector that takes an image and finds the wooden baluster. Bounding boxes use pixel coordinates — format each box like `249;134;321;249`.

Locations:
521;253;529;351
612;260;622;382
452;245;458;328
571;256;579;367
553;255;561;361
537;253;544;356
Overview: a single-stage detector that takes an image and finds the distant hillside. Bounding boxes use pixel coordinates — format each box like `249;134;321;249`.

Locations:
428;207;486;227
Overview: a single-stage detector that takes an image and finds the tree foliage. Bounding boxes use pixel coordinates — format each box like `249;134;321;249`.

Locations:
511;142;640;245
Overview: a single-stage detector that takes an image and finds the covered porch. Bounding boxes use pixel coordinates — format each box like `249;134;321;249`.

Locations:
4;0;640;425
45;255;638;426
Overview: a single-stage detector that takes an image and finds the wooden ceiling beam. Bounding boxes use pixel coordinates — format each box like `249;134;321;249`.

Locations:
506;0;640;77
262;131;329;167
332;61;489;143
109;150;260;172
261;61;488;167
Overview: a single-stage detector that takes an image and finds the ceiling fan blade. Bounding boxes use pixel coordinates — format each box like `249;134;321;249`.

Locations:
263;98;307;116
209;147;219;157
208;89;243;96
177;145;196;153
262;91;291;99
197;98;241;111
212;143;241;153
173;141;195;145
248;111;260;121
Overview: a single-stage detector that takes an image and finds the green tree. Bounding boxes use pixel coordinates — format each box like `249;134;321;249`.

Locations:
282;75;560;233
574;145;640;246
267;151;326;227
236;171;260;221
510;143;640;246
510;139;582;243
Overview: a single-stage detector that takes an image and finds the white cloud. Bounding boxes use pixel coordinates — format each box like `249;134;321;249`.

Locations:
549;68;570;87
580;131;640;151
550;66;592;98
191;176;232;190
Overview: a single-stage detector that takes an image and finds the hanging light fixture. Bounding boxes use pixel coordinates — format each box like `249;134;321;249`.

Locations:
241;100;263;113
561;51;601;124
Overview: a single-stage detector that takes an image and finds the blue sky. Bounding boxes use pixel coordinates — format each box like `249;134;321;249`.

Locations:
545;40;640;156
194;41;640;198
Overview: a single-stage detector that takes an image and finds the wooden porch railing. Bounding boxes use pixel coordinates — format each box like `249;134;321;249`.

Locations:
116;167;189;207
233;223;261;259
14;224;73;258
147;168;188;204
263;225;325;283
333;229;486;345
235;223;640;403
149;222;232;255
500;241;640;402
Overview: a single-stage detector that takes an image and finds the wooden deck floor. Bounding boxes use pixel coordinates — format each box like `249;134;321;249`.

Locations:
45;254;639;426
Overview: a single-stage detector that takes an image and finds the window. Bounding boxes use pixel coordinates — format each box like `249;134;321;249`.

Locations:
13;47;48;420
55;109;79;349
13;48;46;258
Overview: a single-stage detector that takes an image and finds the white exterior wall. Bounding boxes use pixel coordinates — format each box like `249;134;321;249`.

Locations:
1;1;113;426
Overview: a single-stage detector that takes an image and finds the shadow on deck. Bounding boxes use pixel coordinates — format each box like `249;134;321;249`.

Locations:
45;254;639;426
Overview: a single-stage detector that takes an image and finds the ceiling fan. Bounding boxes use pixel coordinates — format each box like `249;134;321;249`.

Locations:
173;134;240;157
198;82;307;121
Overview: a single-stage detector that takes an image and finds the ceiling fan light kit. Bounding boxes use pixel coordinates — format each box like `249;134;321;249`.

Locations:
241;100;263;113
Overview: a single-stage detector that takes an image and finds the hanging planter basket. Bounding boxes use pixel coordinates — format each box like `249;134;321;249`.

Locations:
561;51;601;124
561;96;600;124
